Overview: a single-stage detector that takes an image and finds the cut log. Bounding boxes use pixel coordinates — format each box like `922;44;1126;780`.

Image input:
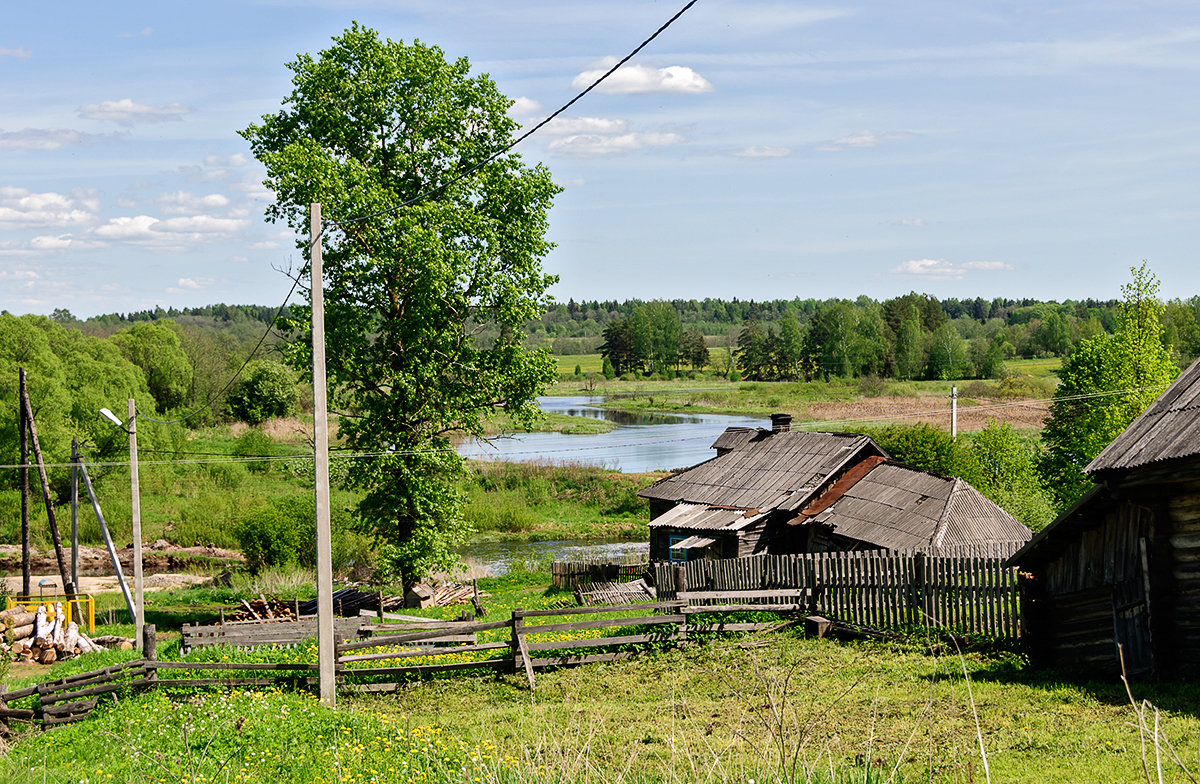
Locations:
38;648;57;665
0;605;29;622
6;623;34;642
32;606;50;639
63;622;80;653
239;599;262;620
3;611;35;629
50;602;65;646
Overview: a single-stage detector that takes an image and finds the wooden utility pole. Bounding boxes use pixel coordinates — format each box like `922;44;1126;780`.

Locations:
950;386;958;439
20;381;76;596
311;202;336;707
128;399;144;650
18;369;30;598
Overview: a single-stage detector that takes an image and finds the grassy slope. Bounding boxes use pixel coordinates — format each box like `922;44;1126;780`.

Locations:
3;630;1193;784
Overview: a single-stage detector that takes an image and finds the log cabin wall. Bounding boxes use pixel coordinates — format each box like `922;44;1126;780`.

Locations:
1032;499;1152;672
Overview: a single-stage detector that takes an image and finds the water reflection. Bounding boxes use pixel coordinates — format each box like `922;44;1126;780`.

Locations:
458;538;650;576
458;395;768;473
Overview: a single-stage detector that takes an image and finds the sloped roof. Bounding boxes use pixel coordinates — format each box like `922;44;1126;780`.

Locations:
647;502;767;531
638;430;883;511
1087;357;1198;474
802;462;1032;553
1006;485;1107;568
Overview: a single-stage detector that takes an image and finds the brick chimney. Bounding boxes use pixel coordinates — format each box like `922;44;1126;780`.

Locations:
770;413;792;433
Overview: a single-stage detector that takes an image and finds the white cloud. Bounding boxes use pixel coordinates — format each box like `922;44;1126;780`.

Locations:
547;132;684;157
90;212;247;249
157;191;231;215
203;153;249;168
0;128;123;150
543;116;628;135
0;187;95;229
509;97;543;117
818;130;916;151
0;269;39;280
176;277;213;290
78;98;191;125
117;27;153;38
891;258;1013;280
249;241;280;250
0;48;31;59
895;218;927;228
734;145;791;158
571;58;714;94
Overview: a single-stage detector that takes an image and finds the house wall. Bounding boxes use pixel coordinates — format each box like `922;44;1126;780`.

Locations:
1025;500;1153;673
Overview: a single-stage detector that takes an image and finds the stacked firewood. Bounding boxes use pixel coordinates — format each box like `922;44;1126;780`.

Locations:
226;594;302;623
0;602;128;665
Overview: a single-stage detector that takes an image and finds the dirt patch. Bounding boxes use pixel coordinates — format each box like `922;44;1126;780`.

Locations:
2;572;210;594
0;543;242;588
805;395;1049;432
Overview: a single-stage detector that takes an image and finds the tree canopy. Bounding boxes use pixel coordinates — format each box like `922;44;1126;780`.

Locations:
241;24;560;583
1039;263;1179;509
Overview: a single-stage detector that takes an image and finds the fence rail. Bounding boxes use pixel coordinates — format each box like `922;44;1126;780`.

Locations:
654;552;1020;639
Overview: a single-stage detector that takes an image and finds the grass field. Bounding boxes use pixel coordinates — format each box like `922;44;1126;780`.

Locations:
3;614;1195;783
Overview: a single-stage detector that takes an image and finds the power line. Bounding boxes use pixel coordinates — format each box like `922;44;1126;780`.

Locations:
330;0;699;228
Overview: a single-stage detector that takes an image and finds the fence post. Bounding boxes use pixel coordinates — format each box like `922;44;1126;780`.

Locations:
142;623;157;686
510;609;535;690
673;565;688;600
910;554;925;628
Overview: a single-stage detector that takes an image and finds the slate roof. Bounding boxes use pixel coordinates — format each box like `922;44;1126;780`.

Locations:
638;429;884;511
646;502;767;532
802;462;1032;553
1087;356;1199;475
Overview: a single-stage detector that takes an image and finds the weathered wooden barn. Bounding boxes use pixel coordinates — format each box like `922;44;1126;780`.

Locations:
1009;357;1200;676
641;414;1031;562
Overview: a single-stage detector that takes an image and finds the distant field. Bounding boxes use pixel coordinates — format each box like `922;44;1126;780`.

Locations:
554;353;604;374
1007;357;1062;378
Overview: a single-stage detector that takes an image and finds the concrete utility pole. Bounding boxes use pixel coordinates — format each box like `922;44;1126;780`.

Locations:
129;399;144;649
19;369;30;598
311;202;336;707
950;385;958;439
71;440;79;592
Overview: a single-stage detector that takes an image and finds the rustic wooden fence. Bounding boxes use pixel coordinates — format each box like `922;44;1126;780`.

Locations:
654;552;1020;640
181;616;364;652
551;557;649;590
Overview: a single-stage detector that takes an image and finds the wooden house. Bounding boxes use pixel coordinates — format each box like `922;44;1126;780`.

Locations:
1009;357;1200;676
641;414;1031;563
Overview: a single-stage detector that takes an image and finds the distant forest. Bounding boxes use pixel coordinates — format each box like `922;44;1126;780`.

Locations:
50;291;1200;387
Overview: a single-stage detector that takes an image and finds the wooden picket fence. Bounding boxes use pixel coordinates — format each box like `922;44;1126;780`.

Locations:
654;552;1021;640
550;557;650;590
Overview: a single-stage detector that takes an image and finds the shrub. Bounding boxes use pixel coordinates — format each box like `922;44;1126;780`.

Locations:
226;360;298;424
235;495;359;573
857;375;887;397
232;428;277;474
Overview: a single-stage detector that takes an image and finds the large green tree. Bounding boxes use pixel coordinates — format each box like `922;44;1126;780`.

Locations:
1039;263;1179;509
241;24;559;583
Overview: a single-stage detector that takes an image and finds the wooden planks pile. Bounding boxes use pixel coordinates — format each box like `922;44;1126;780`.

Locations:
654;551;1021;640
575;578;656;606
1;603;121;665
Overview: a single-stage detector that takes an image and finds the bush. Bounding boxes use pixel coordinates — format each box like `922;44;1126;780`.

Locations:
232;428;277;474
235;495;360;573
226;360;298;424
857;375;887;397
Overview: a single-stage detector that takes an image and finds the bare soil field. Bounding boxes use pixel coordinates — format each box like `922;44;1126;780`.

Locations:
0;542;240;593
806;395;1050;431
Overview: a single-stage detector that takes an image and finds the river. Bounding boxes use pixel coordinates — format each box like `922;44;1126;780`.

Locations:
458;395;768;473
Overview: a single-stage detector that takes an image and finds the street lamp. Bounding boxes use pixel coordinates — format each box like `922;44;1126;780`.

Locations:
100;401;144;650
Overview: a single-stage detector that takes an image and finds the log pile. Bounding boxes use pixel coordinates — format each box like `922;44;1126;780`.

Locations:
0;603;129;665
226;594;302;623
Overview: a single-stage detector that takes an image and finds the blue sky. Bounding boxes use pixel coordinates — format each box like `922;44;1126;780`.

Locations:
3;1;1200;317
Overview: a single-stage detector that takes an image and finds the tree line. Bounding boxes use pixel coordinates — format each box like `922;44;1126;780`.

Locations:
591;291;1200;382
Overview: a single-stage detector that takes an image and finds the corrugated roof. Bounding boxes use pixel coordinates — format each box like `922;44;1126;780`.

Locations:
805;463;1032;553
639;430;883;511
1086;357;1198;474
646;502;767;531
